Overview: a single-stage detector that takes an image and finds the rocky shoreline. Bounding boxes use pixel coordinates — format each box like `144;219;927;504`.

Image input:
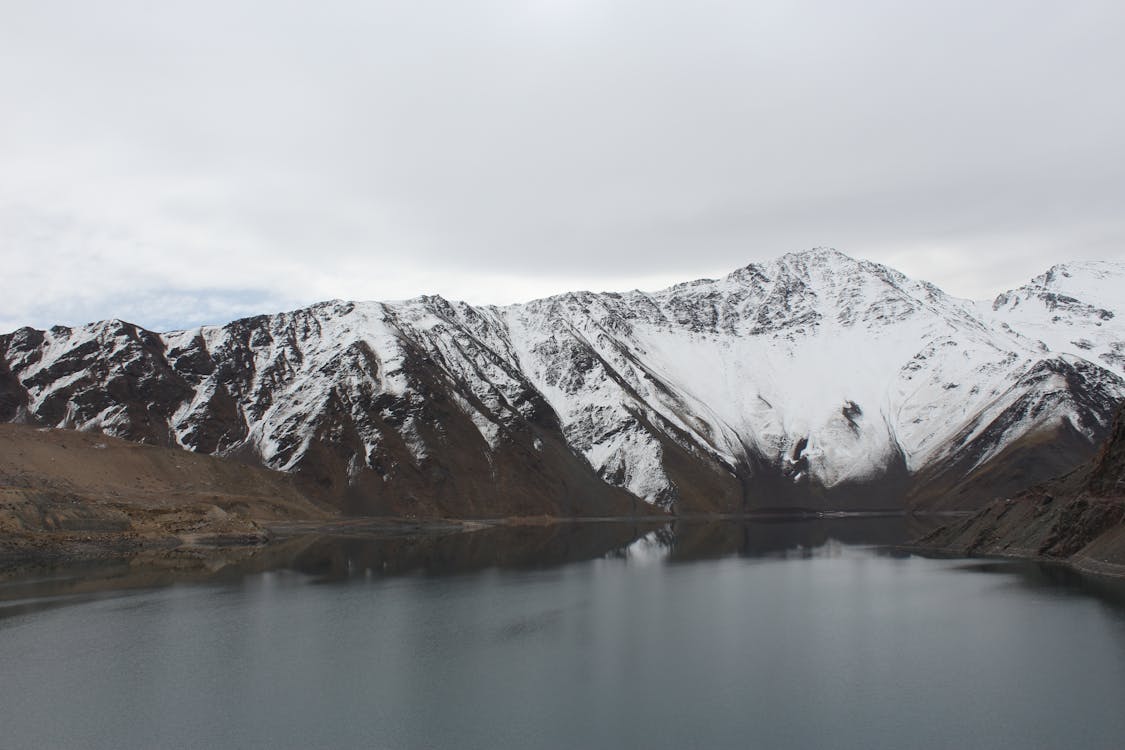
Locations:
914;495;1125;578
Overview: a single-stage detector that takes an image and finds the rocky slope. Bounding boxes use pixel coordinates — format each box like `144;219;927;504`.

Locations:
2;249;1123;515
917;405;1125;576
0;423;334;562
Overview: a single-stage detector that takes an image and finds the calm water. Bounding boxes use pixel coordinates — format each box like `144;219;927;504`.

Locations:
2;518;1125;750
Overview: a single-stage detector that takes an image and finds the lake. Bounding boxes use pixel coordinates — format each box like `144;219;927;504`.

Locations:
2;517;1125;749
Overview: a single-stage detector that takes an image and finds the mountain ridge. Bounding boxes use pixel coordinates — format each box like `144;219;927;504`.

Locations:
2;249;1123;516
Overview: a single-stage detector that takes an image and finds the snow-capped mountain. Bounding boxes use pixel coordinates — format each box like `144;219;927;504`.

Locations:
983;261;1125;374
2;249;1122;515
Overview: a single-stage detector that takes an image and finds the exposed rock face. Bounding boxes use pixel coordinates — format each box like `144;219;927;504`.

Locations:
918;405;1125;576
1089;405;1125;496
2;249;1124;516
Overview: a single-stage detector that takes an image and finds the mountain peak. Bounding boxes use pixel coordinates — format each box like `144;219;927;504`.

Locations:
780;246;850;262
724;247;854;282
994;260;1125;317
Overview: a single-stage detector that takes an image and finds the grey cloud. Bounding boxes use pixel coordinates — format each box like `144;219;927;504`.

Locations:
1;0;1123;330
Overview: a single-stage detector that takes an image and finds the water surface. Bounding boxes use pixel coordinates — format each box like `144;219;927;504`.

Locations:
2;518;1125;750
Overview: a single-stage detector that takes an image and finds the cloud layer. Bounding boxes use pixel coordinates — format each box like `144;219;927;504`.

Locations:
2;0;1124;332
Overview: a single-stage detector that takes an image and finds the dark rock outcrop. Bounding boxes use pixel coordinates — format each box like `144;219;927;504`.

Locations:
917;404;1125;576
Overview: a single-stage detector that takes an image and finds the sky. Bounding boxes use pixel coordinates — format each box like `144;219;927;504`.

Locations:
2;0;1124;333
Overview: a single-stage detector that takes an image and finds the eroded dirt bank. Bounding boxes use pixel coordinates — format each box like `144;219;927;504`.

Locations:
0;423;335;565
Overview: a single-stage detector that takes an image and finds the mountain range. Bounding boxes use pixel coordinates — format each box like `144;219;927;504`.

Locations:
2;248;1122;516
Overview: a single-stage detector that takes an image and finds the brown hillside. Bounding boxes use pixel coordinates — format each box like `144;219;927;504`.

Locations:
0;424;333;561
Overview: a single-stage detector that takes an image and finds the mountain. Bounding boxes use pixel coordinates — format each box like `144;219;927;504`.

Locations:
2;249;1123;516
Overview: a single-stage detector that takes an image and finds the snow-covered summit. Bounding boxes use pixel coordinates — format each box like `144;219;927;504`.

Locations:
995;260;1125;311
984;260;1125;377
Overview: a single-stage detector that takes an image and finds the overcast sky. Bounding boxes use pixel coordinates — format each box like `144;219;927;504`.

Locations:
2;0;1123;332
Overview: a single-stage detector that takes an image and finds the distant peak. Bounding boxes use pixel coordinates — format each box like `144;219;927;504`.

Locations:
1011;259;1125;294
1045;259;1125;277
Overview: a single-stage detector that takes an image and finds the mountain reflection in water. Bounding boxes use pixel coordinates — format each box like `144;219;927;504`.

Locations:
0;516;939;603
7;514;1125;619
